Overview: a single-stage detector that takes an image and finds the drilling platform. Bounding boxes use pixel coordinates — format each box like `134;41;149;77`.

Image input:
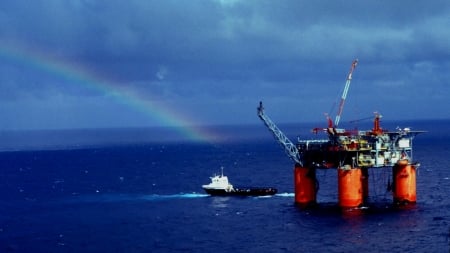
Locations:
257;59;425;207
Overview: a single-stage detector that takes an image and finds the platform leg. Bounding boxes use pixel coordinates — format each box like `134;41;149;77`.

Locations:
392;160;416;204
294;165;317;206
338;167;363;208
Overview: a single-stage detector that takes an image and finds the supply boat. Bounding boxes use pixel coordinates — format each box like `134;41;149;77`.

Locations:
202;169;277;196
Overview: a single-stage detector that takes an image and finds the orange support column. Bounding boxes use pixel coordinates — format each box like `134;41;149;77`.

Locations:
392;160;416;204
294;165;317;206
338;167;363;208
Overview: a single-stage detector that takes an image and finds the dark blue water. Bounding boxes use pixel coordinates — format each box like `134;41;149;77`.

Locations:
0;120;449;252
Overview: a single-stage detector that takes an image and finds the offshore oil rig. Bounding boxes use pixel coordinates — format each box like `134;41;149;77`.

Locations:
257;59;424;207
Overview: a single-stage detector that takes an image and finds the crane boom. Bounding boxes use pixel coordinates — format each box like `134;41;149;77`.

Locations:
334;59;358;127
257;102;303;166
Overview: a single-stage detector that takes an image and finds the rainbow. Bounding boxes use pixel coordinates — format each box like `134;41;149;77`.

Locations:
0;41;218;142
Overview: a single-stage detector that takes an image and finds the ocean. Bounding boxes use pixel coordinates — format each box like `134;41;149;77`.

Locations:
0;120;449;252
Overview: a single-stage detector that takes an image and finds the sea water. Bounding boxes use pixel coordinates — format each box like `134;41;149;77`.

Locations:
0;120;449;252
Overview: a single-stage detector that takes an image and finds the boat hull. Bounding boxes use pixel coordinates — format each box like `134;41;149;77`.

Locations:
203;187;277;196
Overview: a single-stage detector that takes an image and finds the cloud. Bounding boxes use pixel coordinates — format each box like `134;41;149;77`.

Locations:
0;0;450;129
155;66;168;81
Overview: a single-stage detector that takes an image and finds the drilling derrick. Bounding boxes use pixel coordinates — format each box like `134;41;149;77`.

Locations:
257;59;425;207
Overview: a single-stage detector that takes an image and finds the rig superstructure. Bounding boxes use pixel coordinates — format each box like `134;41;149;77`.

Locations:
257;59;424;207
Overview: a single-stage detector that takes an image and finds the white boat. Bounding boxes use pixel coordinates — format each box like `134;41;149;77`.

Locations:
202;168;277;196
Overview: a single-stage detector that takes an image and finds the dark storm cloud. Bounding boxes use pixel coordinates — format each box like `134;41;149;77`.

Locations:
0;0;449;129
3;1;449;78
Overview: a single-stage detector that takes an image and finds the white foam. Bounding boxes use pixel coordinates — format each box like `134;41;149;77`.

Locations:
275;192;295;197
141;193;209;200
66;192;209;203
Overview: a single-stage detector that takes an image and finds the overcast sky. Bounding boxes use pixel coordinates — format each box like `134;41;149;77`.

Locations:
0;0;449;131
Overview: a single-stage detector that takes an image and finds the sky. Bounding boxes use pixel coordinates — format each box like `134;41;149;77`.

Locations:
0;0;449;132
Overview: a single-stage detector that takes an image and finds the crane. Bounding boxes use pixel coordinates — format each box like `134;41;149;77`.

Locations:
257;102;303;166
334;59;358;127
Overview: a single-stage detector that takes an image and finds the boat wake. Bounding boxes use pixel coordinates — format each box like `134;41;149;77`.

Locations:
65;193;209;203
140;193;210;201
275;192;295;197
65;192;294;203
